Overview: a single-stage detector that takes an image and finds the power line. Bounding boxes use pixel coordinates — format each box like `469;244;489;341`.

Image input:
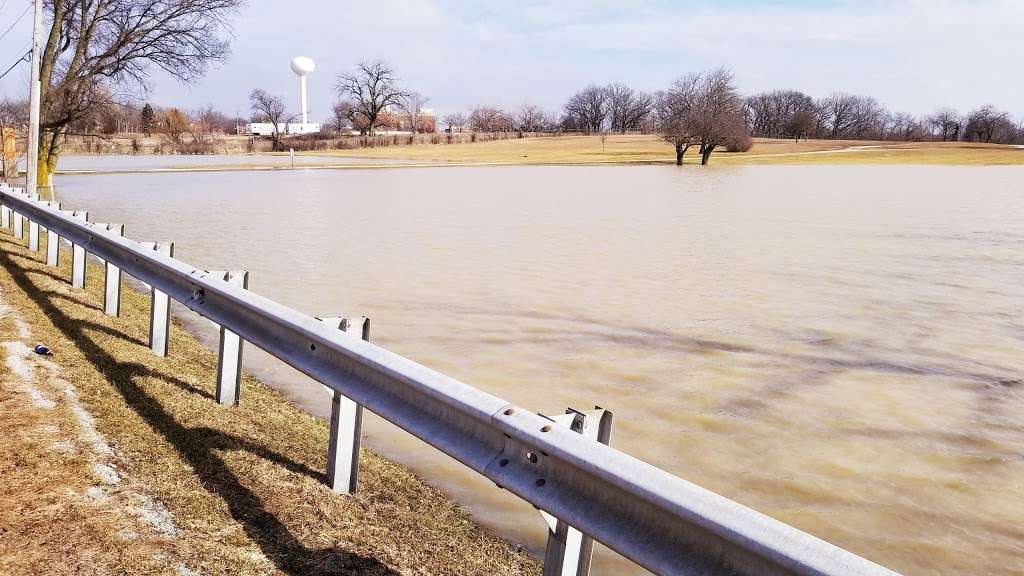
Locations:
0;2;30;43
0;47;28;80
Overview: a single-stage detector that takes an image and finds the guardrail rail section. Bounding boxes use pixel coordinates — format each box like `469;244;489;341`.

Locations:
0;184;902;576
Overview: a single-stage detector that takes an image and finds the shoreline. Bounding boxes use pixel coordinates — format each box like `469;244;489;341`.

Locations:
45;137;1024;176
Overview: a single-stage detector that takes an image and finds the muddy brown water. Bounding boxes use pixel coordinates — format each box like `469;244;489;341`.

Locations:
55;163;1024;575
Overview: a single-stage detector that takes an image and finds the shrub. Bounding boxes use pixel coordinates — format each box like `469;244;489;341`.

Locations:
725;132;753;152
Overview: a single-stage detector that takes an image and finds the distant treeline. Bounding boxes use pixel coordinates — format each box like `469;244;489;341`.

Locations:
3;62;1021;164
445;84;1023;146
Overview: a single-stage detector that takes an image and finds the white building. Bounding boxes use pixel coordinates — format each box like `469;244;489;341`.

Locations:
244;122;322;136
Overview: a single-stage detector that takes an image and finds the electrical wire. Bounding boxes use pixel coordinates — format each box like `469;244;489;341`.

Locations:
0;46;28;80
0;2;30;43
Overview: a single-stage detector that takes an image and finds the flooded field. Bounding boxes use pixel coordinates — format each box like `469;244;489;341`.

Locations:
56;162;1024;575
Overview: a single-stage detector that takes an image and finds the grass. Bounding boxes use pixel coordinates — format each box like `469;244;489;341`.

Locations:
0;228;538;575
297;135;1024;166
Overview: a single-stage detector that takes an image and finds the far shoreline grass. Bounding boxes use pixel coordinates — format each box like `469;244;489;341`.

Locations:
46;136;1024;177
292;135;1024;167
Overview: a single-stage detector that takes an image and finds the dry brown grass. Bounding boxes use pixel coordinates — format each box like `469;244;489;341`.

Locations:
296;135;1024;166
0;228;538;575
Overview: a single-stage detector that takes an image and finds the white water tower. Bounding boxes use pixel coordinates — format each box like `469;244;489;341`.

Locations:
290;56;315;125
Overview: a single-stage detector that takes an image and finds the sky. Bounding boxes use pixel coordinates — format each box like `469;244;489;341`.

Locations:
0;0;1022;121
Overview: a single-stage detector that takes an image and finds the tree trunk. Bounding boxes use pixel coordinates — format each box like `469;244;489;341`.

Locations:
675;143;690;166
701;144;716;165
26;128;63;199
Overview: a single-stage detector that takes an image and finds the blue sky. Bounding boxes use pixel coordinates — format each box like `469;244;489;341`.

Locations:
0;0;1022;121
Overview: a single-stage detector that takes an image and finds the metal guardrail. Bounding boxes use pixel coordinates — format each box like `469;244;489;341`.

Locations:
0;186;901;576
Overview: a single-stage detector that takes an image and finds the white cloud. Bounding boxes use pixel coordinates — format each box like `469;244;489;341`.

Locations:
1;0;1021;120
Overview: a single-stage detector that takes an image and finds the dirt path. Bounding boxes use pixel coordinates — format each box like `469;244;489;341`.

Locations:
1;284;191;574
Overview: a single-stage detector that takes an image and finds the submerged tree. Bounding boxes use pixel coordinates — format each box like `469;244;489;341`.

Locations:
657;77;698;165
36;0;243;185
658;68;749;165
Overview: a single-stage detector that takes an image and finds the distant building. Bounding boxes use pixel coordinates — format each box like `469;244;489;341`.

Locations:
375;106;437;133
243;122;321;136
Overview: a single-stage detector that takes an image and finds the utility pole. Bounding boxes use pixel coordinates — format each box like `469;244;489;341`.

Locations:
26;0;43;196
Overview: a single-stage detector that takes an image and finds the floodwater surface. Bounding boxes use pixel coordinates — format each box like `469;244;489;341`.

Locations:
56;163;1024;575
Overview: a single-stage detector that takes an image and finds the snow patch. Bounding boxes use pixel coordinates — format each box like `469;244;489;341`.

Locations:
51;440;76;454
92;463;121;485
138;496;179;538
84;486;109;503
2;341;56;409
61;384;113;456
176;564;204;576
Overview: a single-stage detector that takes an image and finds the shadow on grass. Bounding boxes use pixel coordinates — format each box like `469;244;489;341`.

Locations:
0;247;398;575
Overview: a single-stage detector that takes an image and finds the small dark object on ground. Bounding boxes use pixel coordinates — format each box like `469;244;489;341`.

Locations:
33;344;52;356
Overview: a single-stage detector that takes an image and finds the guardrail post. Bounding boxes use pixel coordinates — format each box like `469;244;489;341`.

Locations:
142;241;174;356
44;201;61;266
69;211;89;288
214;270;249;405
26;193;40;251
317;315;369;494
539;407;614;576
12;208;23;239
94;223;125;316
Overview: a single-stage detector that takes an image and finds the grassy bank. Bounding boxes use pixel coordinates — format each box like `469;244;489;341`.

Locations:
298;135;1024;166
0;229;538;575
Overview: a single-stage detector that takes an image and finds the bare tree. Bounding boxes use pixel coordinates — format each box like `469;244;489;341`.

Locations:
443;113;466;133
817;92;860;139
249;89;290;150
564;85;609;133
469;106;510;132
163;108;189;144
964;105;1015;143
788;108;816;142
814;92;890;140
399;92;430;134
514;104;545;133
189;105;226;143
657;77;699;165
330;101;351;133
928;108;962;141
690;68;747;164
335;60;408;136
607;84;654;134
35;0;243;184
746;89;815;141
